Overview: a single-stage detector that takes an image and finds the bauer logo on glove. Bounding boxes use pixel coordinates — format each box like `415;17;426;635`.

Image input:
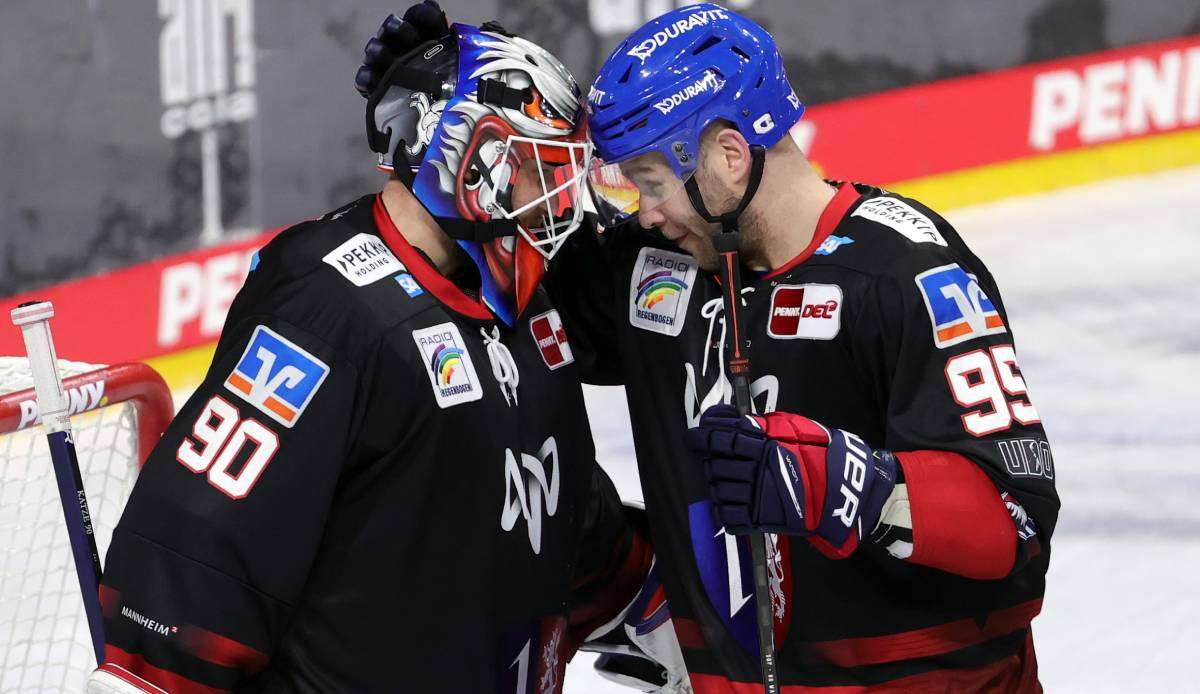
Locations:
685;404;898;559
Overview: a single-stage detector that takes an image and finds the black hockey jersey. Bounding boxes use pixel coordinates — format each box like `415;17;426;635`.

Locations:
547;182;1060;690
96;195;644;693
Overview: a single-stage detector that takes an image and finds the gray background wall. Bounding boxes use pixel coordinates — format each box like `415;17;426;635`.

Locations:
1;0;1195;296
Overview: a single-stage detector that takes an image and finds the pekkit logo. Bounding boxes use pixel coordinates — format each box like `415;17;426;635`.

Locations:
914;263;1006;348
629;247;698;337
626;7;730;62
654;71;724;115
528;310;574;370
322;233;404;287
501;437;560;554
412;323;482;408
852;197;947;246
767;284;842;340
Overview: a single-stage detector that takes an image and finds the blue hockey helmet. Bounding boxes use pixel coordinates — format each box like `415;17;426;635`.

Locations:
586;4;804;227
365;22;592;325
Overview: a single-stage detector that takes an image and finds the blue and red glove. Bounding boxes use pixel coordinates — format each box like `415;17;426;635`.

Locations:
685;404;898;559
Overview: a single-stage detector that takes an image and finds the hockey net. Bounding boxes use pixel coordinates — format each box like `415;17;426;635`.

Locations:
0;358;172;693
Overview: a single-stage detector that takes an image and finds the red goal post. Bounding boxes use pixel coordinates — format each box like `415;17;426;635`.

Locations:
0;362;173;459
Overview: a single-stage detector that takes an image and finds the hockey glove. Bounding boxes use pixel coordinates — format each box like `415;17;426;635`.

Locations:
685;404;898;559
354;2;450;97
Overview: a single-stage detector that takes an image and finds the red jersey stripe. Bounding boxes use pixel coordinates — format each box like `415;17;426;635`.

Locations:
802;598;1042;669
178;625;270;674
103;645;228;694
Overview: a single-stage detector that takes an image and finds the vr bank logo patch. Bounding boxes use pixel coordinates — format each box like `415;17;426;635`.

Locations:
412;323;482;408
529;310;573;370
225;326;330;427
767;284;842;340
629;247;697;337
915;263;1007;348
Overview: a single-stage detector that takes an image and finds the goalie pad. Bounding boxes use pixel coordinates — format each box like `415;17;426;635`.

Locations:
580;555;691;693
88;667;161;694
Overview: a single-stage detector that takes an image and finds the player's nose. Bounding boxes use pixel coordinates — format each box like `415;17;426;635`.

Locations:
638;206;665;230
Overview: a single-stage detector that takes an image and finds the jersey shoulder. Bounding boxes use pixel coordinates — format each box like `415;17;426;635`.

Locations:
815;183;981;281
231;195;434;360
256;195;388;283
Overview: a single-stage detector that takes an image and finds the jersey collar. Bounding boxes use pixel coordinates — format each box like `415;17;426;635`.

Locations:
764;181;861;280
372;195;494;321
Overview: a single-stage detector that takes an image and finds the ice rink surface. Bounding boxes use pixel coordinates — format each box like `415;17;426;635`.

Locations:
569;165;1200;692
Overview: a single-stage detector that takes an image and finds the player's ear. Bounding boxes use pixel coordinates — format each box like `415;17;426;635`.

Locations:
712;126;753;187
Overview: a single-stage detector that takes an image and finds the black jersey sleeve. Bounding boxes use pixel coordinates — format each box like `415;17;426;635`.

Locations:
851;246;1060;573
96;251;363;691
544;222;626;385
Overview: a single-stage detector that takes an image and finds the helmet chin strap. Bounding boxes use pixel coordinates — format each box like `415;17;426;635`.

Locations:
683;144;766;238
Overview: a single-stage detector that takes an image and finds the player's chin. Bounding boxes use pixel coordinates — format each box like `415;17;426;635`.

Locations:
685;238;719;272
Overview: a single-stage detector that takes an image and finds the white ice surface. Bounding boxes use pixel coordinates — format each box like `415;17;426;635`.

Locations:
567;165;1200;692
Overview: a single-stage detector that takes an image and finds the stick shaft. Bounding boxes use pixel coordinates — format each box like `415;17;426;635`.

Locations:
715;244;780;694
11;301;107;665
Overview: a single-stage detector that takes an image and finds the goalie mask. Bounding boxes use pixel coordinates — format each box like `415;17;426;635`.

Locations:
365;23;592;326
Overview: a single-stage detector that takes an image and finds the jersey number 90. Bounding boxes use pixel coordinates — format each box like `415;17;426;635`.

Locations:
176;395;280;498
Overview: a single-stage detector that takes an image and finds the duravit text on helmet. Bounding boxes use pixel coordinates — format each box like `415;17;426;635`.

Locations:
654;72;725;115
626;8;730;62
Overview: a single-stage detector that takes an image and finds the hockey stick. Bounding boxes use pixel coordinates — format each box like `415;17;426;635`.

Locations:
11;301;106;666
689;143;778;693
712;231;779;694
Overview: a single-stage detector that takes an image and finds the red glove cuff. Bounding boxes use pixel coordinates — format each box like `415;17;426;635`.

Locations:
751;411;832;446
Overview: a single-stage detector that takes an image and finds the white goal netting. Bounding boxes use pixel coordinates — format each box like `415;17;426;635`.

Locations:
0;358;170;694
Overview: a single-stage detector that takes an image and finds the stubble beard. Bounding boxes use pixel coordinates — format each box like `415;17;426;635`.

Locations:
689;173;768;273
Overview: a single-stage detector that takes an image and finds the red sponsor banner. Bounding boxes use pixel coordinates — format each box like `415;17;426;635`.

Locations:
0;230;278;364
801;34;1200;183
4;36;1199;365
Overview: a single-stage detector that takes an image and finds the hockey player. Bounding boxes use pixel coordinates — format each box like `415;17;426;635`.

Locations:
86;12;655;694
361;3;1059;692
572;5;1061;691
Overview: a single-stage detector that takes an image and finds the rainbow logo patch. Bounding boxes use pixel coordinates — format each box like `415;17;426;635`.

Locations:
431;344;465;385
412;323;482;408
628;247;698;337
635;271;689;310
